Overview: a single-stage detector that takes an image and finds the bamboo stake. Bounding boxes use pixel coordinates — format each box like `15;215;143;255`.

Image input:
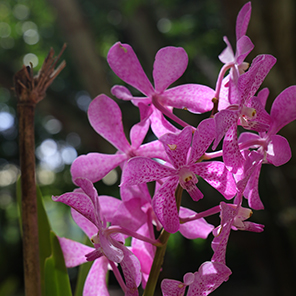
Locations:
14;45;66;296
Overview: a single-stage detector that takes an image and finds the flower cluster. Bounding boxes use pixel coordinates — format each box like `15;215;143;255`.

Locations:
53;2;296;295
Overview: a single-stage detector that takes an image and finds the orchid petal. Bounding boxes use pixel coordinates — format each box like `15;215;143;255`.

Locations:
218;36;234;64
111;85;134;101
58;237;94;268
236;1;251;39
236;35;254;64
83;257;109;296
213;109;238;150
130;118;150;149
161;278;186;296
162;84;214;113
53;191;96;227
266;134;291;166
137;140;168;161
71;153;127;184
187;261;232;296
88;94;131;152
152;176;180;233
107;42;154;96
159;126;192;169
190;161;236;199
179;207;214;239
121;157;175;186
99;233;124;263
189;118;215;163
153;46;188;93
222;123;245;174
150;107;180;138
98;195;122;222
269;85;296;134
71;208;98;239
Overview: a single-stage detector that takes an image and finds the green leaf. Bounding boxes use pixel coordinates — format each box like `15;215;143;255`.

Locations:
45;231;72;296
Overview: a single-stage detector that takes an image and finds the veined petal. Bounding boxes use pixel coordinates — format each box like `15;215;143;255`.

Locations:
112;198;146;231
71;208;98;239
236;35;254;64
179;207;214;239
236;1;251;40
137;140;168;161
161;278;186;296
116;241;142;289
162;84;214;113
190;161;236;199
107;42;154;96
213;109;238;150
152;176;180;233
99;233;124;263
238;54;276;105
150;107;180;138
266;134;291;167
269;85;296;134
130;118;150;149
121;157;176;186
111;85;134;101
187;261;232;296
159;126;192;169
71;153;127;184
83;257;109;296
189;118;215;163
222;123;245;174
153;46;188;93
53;191;96;227
58;237;94;268
88;94;131;152
218;36;235;64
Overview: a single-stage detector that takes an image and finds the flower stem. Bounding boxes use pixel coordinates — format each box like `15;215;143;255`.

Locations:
143;184;183;296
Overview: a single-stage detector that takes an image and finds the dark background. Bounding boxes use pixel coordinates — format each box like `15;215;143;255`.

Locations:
0;0;295;295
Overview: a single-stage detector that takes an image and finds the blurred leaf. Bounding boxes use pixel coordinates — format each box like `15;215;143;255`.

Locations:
44;231;72;296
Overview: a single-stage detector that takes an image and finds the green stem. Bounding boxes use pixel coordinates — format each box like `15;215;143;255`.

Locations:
143;184;183;296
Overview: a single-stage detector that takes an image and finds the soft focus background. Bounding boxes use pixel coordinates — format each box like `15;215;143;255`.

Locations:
0;0;296;295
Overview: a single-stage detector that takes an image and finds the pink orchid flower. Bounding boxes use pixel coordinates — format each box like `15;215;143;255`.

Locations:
107;42;215;137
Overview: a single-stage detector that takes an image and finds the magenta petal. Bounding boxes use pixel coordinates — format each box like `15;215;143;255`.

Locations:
162;84;214;113
269;85;296;134
236;1;251;39
222;124;245;174
266;134;291;167
83;257;109;296
213;109;238;150
88;94;131;152
111;85;134;101
112;198;146;231
107;42;154;96
99;195;122;222
117;241;142;289
99;233;124;263
191;161;236;199
53;191;96;227
235;35;254;64
153;46;188;93
187;261;232;296
121;157;175;186
219;36;234;64
152;176;180;233
179;207;214;239
189;118;215;163
161;278;186;296
159;126;192;169
150;107;180;138
71;153;127;183
58;237;94;268
130;119;150;149
137;140;168;161
71;208;98;239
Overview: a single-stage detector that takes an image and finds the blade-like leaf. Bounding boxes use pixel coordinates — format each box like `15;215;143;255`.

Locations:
45;231;72;296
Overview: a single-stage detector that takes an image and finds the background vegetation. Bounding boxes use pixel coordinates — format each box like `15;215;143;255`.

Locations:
0;0;295;295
